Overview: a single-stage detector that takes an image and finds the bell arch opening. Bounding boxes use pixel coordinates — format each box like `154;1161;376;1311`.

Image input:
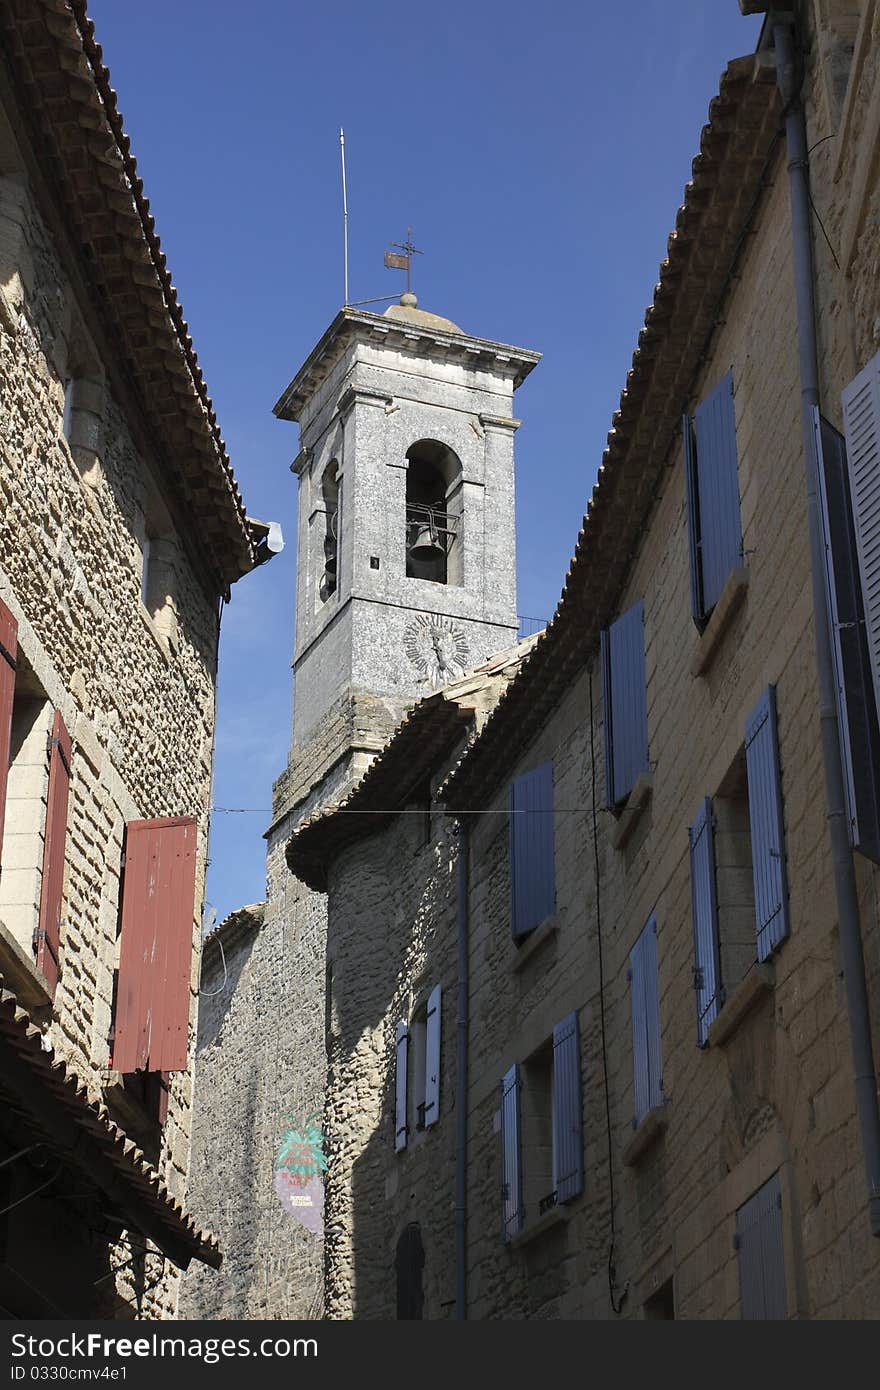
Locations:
405;440;463;586
320;461;340;601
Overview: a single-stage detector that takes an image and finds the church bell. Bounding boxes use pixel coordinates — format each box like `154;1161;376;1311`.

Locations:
408;522;446;562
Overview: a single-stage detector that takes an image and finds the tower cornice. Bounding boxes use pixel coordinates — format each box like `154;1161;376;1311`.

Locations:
273;307;541;423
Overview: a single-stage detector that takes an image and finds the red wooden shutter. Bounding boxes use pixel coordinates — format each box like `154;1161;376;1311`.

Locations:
36;710;72;995
0;599;18;862
113;817;198;1074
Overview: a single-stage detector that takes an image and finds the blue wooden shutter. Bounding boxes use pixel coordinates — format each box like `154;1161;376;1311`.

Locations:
813;408;880;862
500;1064;522;1240
693;371;742;615
736;1172;787;1319
600;626;615;808
643;915;662;1111
423;985;441;1128
394;1020;409;1152
509;761;555;939
843;350;880;736
602;601;648;808
683;414;705;624
689;798;722;1045
552;1012;583;1203
630;915;661;1126
745;686;789;962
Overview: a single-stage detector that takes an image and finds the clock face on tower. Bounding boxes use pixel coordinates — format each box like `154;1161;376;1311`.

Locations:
404;615;470;687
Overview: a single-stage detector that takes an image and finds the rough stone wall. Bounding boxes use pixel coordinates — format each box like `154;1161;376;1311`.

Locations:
313;12;880;1321
323;785;462;1319
0;110;220;1317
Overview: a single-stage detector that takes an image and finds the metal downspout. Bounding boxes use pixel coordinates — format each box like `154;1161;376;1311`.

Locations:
772;17;880;1235
455;816;470;1317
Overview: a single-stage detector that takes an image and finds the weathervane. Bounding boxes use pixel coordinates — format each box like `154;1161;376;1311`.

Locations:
384;228;423;297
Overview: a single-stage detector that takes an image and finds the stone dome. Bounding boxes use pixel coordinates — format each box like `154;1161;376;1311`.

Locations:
383;294;462;334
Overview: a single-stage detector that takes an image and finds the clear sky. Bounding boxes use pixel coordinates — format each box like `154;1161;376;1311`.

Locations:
87;0;762;925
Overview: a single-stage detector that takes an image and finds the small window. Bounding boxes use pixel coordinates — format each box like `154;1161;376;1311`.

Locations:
395;1223;424;1320
644;1277;675;1319
736;1172;787;1320
59;344;104;486
690;686;790;1043
509;761;555;940
683;371;743;629
0;627;69;999
138;491;179;644
500;1013;583;1240
629;914;662;1129
394;985;442;1150
601;601;649;809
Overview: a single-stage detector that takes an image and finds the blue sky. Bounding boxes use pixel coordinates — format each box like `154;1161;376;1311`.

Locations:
87;0;762;923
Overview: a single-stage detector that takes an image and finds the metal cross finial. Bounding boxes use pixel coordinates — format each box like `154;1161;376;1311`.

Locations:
384;228;423;295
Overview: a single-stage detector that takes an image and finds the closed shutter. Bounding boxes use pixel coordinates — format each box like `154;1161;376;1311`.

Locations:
745;687;789;962
35;711;71;996
552;1011;583;1203
736;1172;787;1319
683;414;705;622
0;599;18;861
394;1020;409;1152
690;797;722;1045
113;816;198;1073
423;984;441;1128
509;761;555;938
630;914;662;1127
843;351;880;735
692;372;742;616
500;1063;522;1241
602;601;648;808
814;407;880;862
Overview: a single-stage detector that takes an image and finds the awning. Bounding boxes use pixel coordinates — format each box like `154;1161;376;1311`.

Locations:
0;989;221;1270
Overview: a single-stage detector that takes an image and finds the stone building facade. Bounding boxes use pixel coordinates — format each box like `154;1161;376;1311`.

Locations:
289;1;880;1318
0;0;263;1318
182;296;540;1316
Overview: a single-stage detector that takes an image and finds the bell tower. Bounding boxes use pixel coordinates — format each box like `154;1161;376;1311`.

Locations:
273;293;540;794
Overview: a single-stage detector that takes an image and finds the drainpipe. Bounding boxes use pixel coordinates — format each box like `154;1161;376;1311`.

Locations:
454;816;470;1317
772;15;880;1235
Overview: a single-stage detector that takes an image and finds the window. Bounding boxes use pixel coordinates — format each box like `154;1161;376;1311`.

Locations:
814;408;880;862
690;686;790;1043
629;914;662;1129
111;816;198;1074
138;490;179;645
644;1277;675;1319
58;335;104;487
736;1172;787;1320
601;601;649;809
320;461;340;600
395;1223;424;1319
499;1012;583;1242
509;761;555;940
0;605;70;1000
683;371;743;629
394;984;441;1151
404;440;462;585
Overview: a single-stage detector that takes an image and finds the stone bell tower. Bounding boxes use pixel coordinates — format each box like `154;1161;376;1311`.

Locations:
276;293;540;778
181;295;539;1321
